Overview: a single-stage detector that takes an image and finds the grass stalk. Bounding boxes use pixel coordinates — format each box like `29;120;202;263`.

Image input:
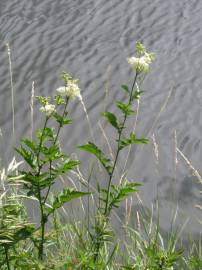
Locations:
30;81;35;140
6;43;15;137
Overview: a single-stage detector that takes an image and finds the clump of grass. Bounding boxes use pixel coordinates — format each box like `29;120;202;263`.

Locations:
121;205;185;270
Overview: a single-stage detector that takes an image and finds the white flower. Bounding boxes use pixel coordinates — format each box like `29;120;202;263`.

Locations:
56;80;81;100
127;52;154;73
40;104;56;116
127;56;148;72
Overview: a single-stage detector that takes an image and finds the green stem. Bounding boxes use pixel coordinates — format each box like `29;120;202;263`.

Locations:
37;98;69;259
36;117;49;171
104;72;138;216
43;96;69;205
38;188;46;260
54;96;69;144
93;73;139;263
4;247;11;270
43;161;52;205
35;117;49;260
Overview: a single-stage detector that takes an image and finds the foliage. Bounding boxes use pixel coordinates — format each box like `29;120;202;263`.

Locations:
78;42;150;262
8;73;90;261
1;43;202;269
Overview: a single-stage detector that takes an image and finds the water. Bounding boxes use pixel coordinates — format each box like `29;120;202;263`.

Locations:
1;0;202;234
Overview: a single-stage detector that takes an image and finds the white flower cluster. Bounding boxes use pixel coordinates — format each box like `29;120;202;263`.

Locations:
127;52;154;73
56;79;81;100
40;104;56;117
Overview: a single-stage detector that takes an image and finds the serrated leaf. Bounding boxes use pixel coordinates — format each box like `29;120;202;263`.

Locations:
119;132;149;150
47;189;90;214
13;225;35;242
53;159;80;174
107;182;141;214
102;112;120;131
36;127;55;143
78;142;113;176
53;113;72;127
40;144;64;161
116;101;135;116
11;171;51;190
15;147;36;169
121;84;130;94
21;138;38;153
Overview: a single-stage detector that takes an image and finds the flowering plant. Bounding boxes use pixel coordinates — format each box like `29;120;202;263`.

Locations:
78;42;154;263
9;72;88;260
127;42;154;73
56;75;81;100
4;42;160;269
40;104;56;116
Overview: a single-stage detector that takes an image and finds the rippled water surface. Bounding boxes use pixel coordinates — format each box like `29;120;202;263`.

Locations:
1;0;202;233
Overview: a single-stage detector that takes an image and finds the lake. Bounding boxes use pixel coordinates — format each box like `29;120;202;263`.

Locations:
0;0;202;235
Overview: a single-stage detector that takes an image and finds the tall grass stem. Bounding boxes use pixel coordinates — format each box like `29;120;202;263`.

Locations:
6;43;15;137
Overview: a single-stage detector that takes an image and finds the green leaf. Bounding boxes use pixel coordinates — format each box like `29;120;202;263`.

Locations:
15;146;36;169
53;113;72;127
47;189;90;214
36;127;55;143
13;225;35;243
10;171;51;190
78;142;113;176
102;112;120;131
119;132;149;150
121;85;130;94
53;159;80;174
133;90;144;100
40;144;64;161
116;101;135;116
21;138;38;153
107;181;141;213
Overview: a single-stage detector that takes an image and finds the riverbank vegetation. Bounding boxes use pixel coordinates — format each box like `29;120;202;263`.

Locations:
0;43;202;269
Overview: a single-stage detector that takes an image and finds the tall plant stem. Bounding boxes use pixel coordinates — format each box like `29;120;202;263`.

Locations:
36;117;49;171
36;116;49;260
93;73;139;264
4;247;10;270
104;72;138;216
37;98;69;260
55;97;69;143
43;97;69;204
38;192;45;260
